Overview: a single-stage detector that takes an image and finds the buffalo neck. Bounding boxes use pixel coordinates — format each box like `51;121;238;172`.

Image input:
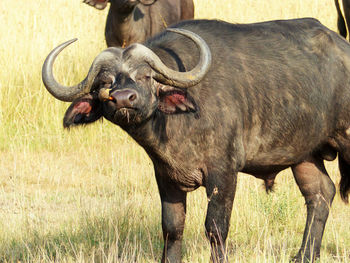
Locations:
109;2;137;18
106;4;150;47
121;111;177;165
122;109;204;175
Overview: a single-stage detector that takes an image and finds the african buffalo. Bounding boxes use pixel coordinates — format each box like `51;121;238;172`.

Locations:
83;0;194;47
42;18;350;262
335;0;350;39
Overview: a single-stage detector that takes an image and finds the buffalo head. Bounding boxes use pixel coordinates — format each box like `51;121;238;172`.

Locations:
42;29;211;128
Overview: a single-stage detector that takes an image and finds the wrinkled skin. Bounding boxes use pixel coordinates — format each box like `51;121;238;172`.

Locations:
335;0;350;40
44;19;350;262
83;0;194;47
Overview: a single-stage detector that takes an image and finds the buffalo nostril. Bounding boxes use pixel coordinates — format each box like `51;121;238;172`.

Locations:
109;89;137;109
129;93;137;102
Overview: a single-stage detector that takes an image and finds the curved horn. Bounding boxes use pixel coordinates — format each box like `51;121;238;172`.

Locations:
124;28;212;88
42;39;97;102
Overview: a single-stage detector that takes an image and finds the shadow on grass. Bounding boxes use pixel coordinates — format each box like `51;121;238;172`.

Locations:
1;208;164;262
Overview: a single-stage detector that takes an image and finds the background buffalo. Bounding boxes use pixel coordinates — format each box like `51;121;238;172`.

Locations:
335;0;350;39
83;0;194;47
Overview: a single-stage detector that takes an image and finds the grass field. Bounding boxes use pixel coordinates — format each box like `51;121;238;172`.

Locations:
0;0;349;262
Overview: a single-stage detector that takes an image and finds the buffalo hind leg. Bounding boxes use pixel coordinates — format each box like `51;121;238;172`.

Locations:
156;174;187;263
291;157;336;262
205;171;237;263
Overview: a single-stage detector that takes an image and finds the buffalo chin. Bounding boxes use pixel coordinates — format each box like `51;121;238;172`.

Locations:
110;108;140;125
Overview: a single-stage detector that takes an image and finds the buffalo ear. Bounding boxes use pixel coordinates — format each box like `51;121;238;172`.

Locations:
83;0;109;10
63;94;103;128
157;85;198;114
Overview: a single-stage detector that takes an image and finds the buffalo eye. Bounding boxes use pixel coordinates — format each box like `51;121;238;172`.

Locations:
136;75;151;82
99;74;115;89
103;82;112;89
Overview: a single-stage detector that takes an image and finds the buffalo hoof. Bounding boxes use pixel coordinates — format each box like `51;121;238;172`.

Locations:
291;252;318;263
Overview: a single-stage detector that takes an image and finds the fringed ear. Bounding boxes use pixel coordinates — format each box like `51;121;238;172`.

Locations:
157;85;198;114
63;94;103;128
83;0;109;10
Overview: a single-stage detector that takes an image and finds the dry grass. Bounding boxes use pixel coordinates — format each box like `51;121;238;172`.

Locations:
0;0;349;262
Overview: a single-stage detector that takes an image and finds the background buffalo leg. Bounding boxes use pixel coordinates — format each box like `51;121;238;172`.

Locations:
291;157;336;262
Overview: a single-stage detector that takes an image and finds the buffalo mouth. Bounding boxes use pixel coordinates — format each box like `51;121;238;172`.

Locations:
114;108;138;124
105;100;138;111
106;102;138;123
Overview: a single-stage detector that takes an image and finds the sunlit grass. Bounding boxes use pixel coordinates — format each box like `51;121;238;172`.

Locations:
0;0;349;262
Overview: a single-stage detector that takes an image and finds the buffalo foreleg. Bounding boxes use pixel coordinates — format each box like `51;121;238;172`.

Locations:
205;171;237;263
156;174;187;263
291;157;336;262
